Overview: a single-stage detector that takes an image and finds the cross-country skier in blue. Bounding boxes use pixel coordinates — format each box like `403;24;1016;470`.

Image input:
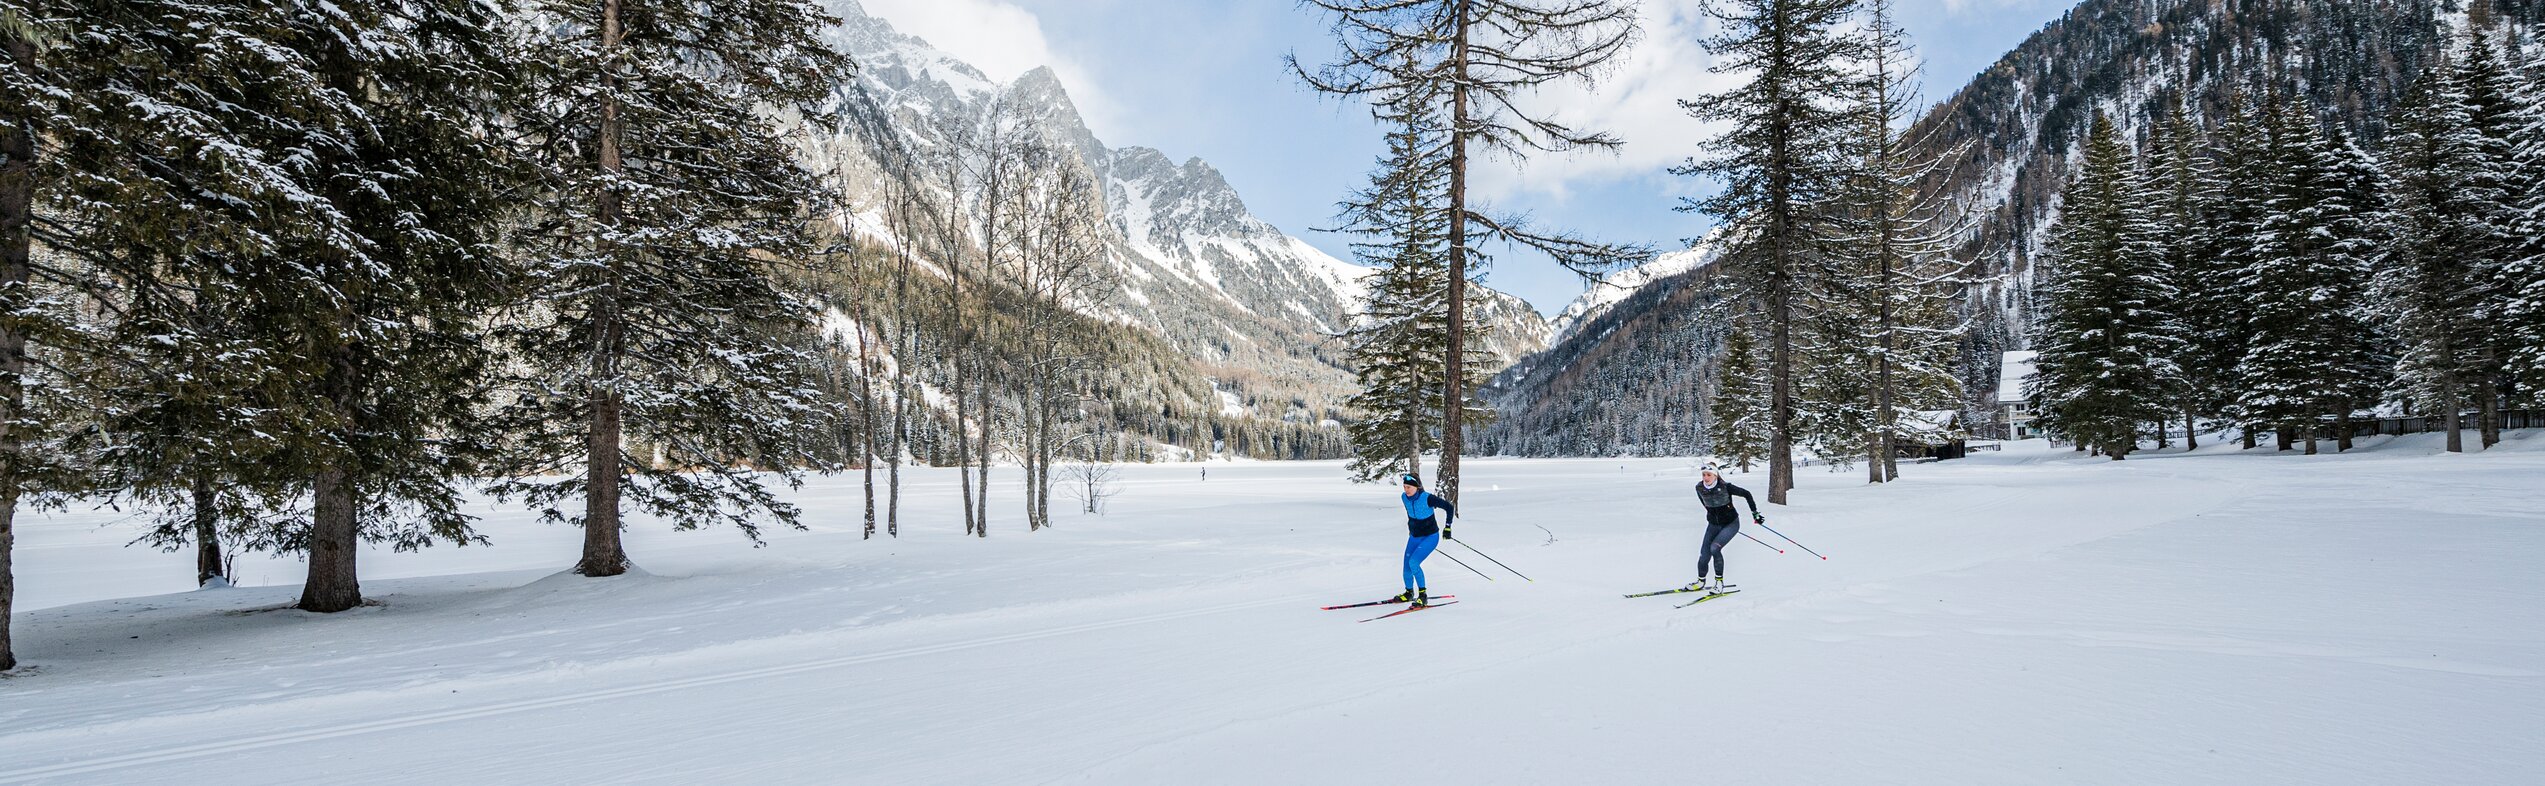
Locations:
1391;473;1457;606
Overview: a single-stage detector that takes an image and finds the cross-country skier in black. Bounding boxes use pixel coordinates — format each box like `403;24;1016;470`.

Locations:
1391;473;1456;606
1690;465;1763;593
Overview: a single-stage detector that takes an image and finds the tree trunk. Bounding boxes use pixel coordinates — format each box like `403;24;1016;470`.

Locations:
2304;406;2320;456
2240;426;2256;450
299;464;364;612
2275;424;2294;452
2480;380;2500;449
0;24;34;670
193;473;225;586
1865;432;1881;484
2444;387;2463;453
2337;409;2355;452
1768;279;1793;503
856;291;876;539
2183;409;2198;450
954;250;974;535
1439;4;1471;506
975;360;991;538
578;387;630;576
889;200;910;539
1874;290;1895;483
575;0;632;578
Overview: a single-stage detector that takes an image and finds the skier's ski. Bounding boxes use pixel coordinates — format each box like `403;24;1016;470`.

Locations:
1625;584;1733;599
1623;586;1706;599
1674;589;1741;608
1322;594;1456;611
1358;600;1459;622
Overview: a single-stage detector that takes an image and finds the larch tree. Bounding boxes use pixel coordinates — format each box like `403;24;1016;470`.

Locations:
499;0;855;574
1292;0;1646;504
1828;0;1967;482
1007;137;1111;531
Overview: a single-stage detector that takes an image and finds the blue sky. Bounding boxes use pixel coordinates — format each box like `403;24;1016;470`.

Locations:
857;0;2072;316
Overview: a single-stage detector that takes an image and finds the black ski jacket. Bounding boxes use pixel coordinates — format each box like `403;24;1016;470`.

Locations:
1695;480;1758;525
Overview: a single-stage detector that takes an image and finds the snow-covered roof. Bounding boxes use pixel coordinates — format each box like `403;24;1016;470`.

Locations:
1995;350;2039;405
1900;409;1960;438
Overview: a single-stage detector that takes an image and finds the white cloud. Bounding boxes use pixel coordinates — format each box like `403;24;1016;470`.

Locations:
1466;0;1740;206
855;0;1128;140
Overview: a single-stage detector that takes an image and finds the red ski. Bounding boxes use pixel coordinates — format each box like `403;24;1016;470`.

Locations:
1359;600;1459;622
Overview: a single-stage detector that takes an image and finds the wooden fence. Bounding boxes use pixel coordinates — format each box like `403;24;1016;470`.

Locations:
2348;409;2541;437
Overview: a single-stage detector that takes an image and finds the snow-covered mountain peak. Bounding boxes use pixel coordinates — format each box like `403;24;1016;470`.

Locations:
818;0;1551;417
1547;233;1723;341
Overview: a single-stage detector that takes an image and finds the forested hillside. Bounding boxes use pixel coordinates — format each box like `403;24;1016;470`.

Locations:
1920;0;2544;402
1485;0;2545;457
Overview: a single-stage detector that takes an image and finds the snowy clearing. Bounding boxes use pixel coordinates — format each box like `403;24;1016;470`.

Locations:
3;434;2542;784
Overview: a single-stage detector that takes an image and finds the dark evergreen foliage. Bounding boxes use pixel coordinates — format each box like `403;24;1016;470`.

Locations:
494;0;855;573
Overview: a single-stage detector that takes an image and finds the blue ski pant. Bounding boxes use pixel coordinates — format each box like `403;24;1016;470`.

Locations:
1402;533;1441;589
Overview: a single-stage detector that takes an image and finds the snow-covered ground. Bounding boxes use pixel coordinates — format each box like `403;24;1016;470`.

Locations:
4;433;2542;784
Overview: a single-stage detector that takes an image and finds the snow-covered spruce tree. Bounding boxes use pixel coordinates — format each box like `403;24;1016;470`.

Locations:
2232;98;2387;455
2324;131;2400;451
1822;0;1968;482
236;0;523;613
2200;91;2276;447
1293;0;1645;504
1338;82;1494;483
2505;37;2545;398
2453;29;2527;447
1707;317;1772;472
1680;0;1865;500
2142;98;2222;448
2029;113;2184;460
0;0;80;668
26;0;371;593
498;0;855;574
2375;56;2504;454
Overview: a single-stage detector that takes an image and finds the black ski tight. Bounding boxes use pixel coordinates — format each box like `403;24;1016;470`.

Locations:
1699;520;1738;578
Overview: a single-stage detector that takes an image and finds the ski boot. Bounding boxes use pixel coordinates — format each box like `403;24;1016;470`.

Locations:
1412;588;1431;607
1685;577;1711;592
1388;589;1417;604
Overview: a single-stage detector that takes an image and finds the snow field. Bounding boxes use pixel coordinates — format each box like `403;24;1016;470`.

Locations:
3;433;2541;784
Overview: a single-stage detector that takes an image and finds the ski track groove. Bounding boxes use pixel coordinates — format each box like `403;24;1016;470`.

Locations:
0;593;1307;783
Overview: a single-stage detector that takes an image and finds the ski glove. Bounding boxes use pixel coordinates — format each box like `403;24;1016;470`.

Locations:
1752;514;1765;525
1443;524;1455;540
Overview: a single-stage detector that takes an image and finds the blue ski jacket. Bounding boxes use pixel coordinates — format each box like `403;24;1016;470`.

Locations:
1401;491;1456;537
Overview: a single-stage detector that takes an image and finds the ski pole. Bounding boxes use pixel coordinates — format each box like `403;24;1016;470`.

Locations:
1740;530;1784;554
1452;538;1533;582
1755;520;1826;560
1436;548;1495;581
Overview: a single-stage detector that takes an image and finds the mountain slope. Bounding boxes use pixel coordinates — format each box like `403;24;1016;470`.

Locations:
1482;0;2516;456
816;0;1546;438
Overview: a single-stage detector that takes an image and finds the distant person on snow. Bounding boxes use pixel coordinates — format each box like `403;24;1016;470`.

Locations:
1392;473;1457;606
1691;465;1763;593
